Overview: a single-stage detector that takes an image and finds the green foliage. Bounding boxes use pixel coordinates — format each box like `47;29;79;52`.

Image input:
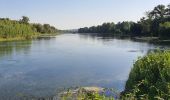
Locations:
159;22;170;38
20;16;30;24
61;91;115;100
0;19;36;39
78;21;134;36
149;5;167;20
138;17;152;36
0;16;58;40
33;23;58;34
78;4;170;38
58;87;117;100
122;51;170;99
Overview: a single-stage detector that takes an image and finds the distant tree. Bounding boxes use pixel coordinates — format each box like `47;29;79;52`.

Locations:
33;24;44;33
130;23;142;36
109;22;116;33
0;18;36;39
100;23;111;33
0;16;58;39
20;16;30;24
78;4;170;38
139;17;152;36
43;24;51;33
120;22;132;34
159;22;170;38
149;5;167;20
0;18;10;20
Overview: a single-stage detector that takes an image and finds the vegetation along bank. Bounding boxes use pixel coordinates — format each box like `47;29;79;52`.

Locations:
0;16;58;41
78;4;170;43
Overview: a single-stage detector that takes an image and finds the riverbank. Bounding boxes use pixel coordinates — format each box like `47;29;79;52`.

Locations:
0;33;59;42
0;37;26;42
132;37;170;44
57;87;119;100
131;37;159;42
0;36;38;42
38;33;59;38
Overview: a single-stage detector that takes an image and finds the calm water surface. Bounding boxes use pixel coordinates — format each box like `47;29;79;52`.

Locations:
0;33;169;98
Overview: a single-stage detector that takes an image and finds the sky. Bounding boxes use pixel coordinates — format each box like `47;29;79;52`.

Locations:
0;0;169;30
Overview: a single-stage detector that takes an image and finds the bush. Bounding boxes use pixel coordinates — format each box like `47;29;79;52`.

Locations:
122;51;170;99
0;19;37;39
0;17;58;40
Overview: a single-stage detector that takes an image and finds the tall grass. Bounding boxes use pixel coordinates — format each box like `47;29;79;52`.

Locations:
0;19;37;39
122;50;170;99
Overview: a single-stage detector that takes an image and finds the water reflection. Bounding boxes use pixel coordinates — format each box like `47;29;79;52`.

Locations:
0;41;32;58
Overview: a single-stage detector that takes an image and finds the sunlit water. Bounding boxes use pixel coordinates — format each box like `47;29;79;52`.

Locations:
0;33;169;99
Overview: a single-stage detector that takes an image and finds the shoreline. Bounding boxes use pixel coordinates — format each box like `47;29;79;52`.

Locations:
132;37;170;44
0;33;59;42
0;37;29;42
1;34;170;45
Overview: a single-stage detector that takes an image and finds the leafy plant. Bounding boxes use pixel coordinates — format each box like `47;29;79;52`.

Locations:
122;50;170;99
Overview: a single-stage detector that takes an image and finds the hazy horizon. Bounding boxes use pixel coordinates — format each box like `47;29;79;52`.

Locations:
0;0;169;30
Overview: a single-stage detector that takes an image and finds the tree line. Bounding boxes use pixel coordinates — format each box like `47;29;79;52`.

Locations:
0;16;58;39
78;4;170;38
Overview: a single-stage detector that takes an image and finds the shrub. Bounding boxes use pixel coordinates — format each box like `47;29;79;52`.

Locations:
0;19;37;39
122;51;170;99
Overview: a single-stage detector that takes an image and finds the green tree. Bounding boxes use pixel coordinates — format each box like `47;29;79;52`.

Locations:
78;4;170;38
159;22;170;38
20;16;30;24
108;22;116;34
139;17;152;36
149;5;167;20
0;17;58;40
33;24;44;33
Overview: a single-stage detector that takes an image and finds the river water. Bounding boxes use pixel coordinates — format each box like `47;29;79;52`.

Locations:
0;33;169;99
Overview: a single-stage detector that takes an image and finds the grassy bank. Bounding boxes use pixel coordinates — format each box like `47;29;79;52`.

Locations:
0;34;39;42
0;17;58;42
59;50;170;100
121;50;170;99
0;33;60;42
0;37;26;42
0;36;37;42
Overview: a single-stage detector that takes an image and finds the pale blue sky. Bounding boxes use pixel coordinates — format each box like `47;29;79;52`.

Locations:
0;0;169;29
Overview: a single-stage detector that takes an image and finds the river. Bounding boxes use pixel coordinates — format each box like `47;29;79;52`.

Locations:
0;33;169;99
